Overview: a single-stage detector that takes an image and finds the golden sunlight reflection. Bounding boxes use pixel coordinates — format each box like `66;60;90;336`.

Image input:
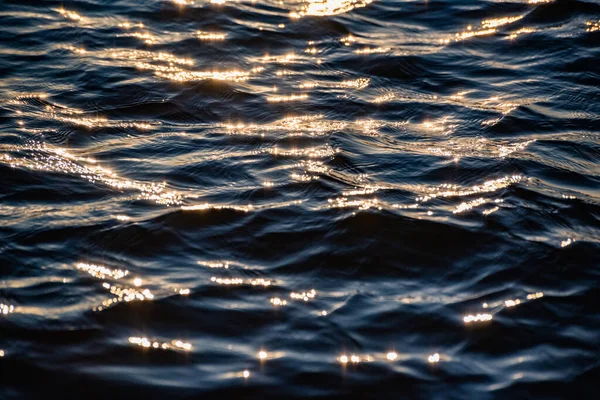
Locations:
508;27;535;40
118;22;145;29
266;94;309;103
1;303;15;315
297;77;370;90
13;91;159;131
463;313;493;324
386;351;398;361
586;21;600;32
251;278;272;287
261;53;298;64
64;45;87;54
453;198;486;214
416;175;525;204
481;16;524;29
181;199;304;213
197;31;226;40
561;238;576;247
264;144;338;158
442;15;524;43
1;142;182;206
210;276;272;287
372;92;396;104
270;297;288;306
129;337;192;351
504;299;521;308
107;283;153;299
415;116;458;135
338;353;372;364
428;353;441;363
76;262;129;280
137;62;256;82
224;115;346;137
405;137;535;159
482;206;499;216
290;289;316;302
55;8;83;21
340;34;356;45
327;196;381;211
290;0;374;19
198;261;230;269
482;292;544;312
527;292;544;300
354;47;391;55
210;277;244;285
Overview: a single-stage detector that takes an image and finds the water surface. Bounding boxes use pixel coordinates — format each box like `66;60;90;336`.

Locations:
1;0;599;398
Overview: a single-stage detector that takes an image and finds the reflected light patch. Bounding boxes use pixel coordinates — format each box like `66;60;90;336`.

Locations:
129;337;192;351
137;63;253;82
211;277;244;285
508;27;535;40
373;92;396;103
1;303;15;315
250;278;272;287
55;8;83;21
267;94;309;103
76;262;129;280
291;0;374;18
464;313;493;323
561;238;575;248
290;289;316;301
453;198;486;214
197;31;226;40
95;283;155;311
198;261;230;269
354;47;390;55
444;15;523;43
416;175;524;203
586;21;600;32
2;142;181;206
270;297;288;306
527;292;544;300
482;206;499;216
505;299;521;308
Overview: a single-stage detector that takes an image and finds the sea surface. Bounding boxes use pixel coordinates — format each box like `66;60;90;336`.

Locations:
1;0;599;398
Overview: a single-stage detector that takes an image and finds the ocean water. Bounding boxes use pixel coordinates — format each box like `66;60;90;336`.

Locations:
1;0;599;398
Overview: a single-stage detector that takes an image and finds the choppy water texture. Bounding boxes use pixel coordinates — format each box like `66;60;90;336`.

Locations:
1;0;599;398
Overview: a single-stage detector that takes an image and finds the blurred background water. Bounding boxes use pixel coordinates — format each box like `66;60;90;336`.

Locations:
1;0;599;398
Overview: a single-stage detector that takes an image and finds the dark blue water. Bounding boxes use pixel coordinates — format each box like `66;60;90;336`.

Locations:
1;0;599;398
